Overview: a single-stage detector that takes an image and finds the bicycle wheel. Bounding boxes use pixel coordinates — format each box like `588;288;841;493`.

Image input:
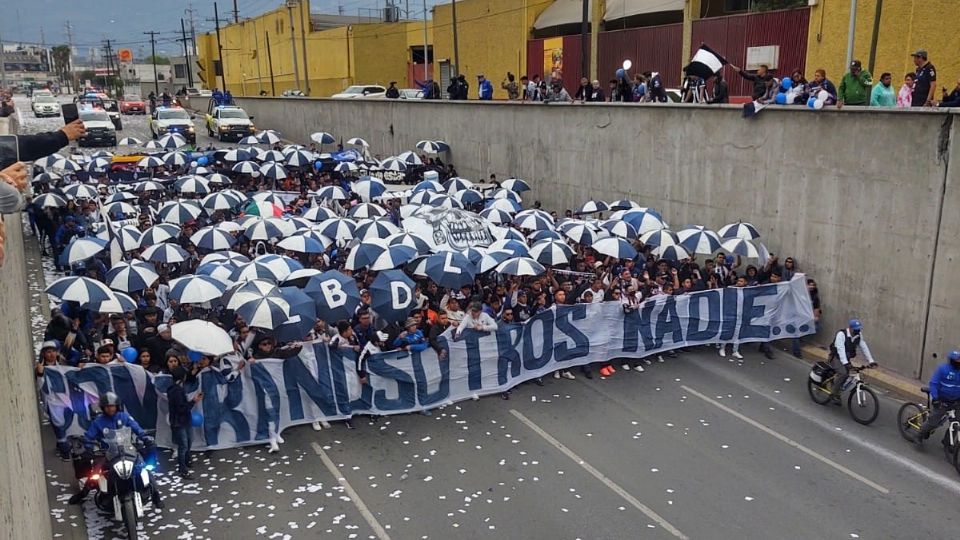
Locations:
808;377;833;405
897;402;926;443
847;384;879;425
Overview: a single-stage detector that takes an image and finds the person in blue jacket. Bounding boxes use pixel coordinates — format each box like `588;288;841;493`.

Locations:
69;392;164;507
394;318;429;353
917;350;960;447
477;74;494;100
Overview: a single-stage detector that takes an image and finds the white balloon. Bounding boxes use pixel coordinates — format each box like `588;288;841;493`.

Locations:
622;60;632;70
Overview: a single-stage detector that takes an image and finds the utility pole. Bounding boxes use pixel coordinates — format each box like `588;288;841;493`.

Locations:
579;0;588;83
451;0;460;78
0;30;6;88
185;4;199;55
213;2;227;91
252;18;263;95
265;30;276;96
180;18;195;88
102;39;114;93
287;4;301;91
297;0;310;95
422;0;429;81
232;0;240;23
144;31;159;95
845;0;857;69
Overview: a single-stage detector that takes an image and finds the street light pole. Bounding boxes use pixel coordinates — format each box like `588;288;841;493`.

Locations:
451;0;460;78
845;0;857;68
287;4;301;92
422;0;429;82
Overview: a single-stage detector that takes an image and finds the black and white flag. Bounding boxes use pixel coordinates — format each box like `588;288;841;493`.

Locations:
684;44;728;80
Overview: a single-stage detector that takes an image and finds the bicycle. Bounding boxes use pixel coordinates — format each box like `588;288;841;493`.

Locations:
897;388;960;475
807;362;880;425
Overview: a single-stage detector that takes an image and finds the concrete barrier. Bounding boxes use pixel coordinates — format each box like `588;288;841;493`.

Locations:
0;116;52;539
185;96;959;381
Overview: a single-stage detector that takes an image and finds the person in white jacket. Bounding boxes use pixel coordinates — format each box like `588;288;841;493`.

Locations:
455;301;498;338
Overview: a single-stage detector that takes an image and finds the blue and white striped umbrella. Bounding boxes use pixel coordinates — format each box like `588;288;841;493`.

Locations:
236;295;291;330
559;221;596;245
259;162;287;180
344;239;389;271
653;244;690;262
277;234;327;254
98;225;142;252
139;224;180;247
238;135;260;145
335;162;359;174
207;173;232;185
285;150;315;168
133;180;165;193
33;172;61;183
257;130;283;144
386;232;432;254
608;199;641;210
258;150;286;163
346;137;368;147
316;185;349;200
500;178;531;192
118;137;143;146
250;192;285;207
253;254;304;278
231;160;260;175
352;177;387;201
35;154;64;169
379;158;406;172
141;242;190;264
425;194;462;209
62;183;99;200
196;261;238;284
677;225;722;255
718;221;761;240
640;228;679;248
310;132;335;145
137;155;165;169
85;290;138;314
45;276;114;303
369;244;418;271
34;192;67;208
162;151;188;167
406;255;429;276
496;257;545;277
442;177;474;193
528;229;564;242
243;218;288;241
592;237;638;260
490;188;522;203
490;225;527;243
225;279;282;309
300;206;337;222
512;213;554;231
415;140;442;154
577;200;610;214
721;238;761;259
105;260;159;292
423;252;475;288
90;150;113;158
618;209;667;235
49;158;81;172
453;189;482;206
157;200;202;224
193;166;211;175
175;175;211;195
85;157;111;173
355;218;400;240
601;220;639;240
61;237;107;266
408;190;437;205
190;226;237;251
317;217;357;242
221;148;253;162
201;191;241;213
169;274;228;304
479;207;513;225
397;151;422;166
486;198;521;213
143;140;164;150
529;240;573;266
201;251;250;266
348;202;387;219
157;133;189;150
104;191;137;204
412;179;443;193
487;239;529;258
456;247;485;266
478;250;513;273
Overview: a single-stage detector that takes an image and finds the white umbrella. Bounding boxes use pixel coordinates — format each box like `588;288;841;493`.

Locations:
169;275;228;304
496;257;546;276
171;320;234;356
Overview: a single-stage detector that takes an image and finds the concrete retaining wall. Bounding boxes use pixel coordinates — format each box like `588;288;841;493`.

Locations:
187;96;958;380
0;117;52;539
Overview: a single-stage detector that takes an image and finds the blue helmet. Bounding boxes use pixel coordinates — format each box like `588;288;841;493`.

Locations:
848;318;862;331
949;350;960;362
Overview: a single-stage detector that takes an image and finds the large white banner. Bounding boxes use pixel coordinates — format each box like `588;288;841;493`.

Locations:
41;276;815;450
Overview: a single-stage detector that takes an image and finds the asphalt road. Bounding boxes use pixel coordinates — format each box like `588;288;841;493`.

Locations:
16;97;960;540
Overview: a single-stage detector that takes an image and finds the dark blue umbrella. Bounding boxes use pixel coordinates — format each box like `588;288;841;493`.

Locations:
275;286;317;342
424;252;476;289
305;270;361;323
370;269;416;324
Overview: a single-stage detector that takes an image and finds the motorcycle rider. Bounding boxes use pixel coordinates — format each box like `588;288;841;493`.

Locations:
916;350;960;450
68;392;164;508
828;319;877;404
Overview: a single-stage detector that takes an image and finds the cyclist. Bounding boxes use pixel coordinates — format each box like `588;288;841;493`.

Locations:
916;350;960;448
828;319;877;404
68;392;164;508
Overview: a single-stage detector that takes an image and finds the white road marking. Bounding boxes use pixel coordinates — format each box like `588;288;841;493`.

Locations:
680;384;890;494
509;409;688;540
311;441;392;540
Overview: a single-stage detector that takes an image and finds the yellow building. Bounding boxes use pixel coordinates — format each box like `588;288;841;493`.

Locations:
806;0;960;90
431;0;553;100
196;0;434;97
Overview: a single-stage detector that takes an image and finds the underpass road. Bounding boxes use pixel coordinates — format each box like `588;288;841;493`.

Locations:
17;97;960;539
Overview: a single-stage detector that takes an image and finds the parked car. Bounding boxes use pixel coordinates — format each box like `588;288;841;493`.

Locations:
31;94;61;117
78;109;117;147
185;87;213;98
119;95;146;115
331;85;387;99
282;89;305;97
149;106;197;144
399;89;424;100
205;101;256;142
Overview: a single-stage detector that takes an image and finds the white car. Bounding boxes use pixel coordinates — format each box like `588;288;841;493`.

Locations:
186;87;213;98
205;104;256;142
77;109;117;147
399;89;424;100
331;85;387;99
150;106;197;144
31;94;61;117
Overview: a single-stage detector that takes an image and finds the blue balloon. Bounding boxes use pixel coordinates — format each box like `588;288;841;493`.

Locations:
122;347;138;363
807;97;818;109
190;411;203;427
314;161;323;171
781;77;793;91
197;156;209;166
187;350;203;362
775;93;787;105
615;68;626;79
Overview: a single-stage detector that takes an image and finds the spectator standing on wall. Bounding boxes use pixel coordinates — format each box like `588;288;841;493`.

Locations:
709;72;729;103
897;73;915;107
574;78;592;102
808;69;838;106
632;73;647;102
938;78;960;107
644;71;667;102
911;49;937;107
870;73;895;107
477;74;494;100
731;63;773;101
837;60;873;108
543;80;572;103
501;73;520;100
521;75;538;101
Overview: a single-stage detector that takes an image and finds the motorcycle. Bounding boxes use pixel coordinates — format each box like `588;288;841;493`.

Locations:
71;427;159;538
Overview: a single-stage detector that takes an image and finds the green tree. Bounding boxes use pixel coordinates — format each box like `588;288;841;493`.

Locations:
50;45;72;83
144;55;170;65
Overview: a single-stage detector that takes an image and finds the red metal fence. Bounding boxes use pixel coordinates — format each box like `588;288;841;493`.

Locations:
598;23;684;87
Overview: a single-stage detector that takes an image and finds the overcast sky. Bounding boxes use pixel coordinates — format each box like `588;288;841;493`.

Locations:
0;0;442;57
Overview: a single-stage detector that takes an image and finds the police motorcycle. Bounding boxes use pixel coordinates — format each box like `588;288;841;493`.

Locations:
70;401;160;538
